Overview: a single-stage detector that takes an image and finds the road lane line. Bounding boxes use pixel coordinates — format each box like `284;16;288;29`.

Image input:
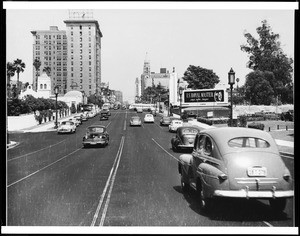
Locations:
90;136;125;226
106;121;112;128
99;136;125;226
154;122;163;129
152;138;179;162
123;120;126;131
263;221;274;227
8;140;66;162
7;147;82;188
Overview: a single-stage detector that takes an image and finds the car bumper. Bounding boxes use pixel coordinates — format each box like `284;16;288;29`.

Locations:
57;130;72;133
214;189;294;199
131;123;141;126
178;144;194;148
83;140;107;145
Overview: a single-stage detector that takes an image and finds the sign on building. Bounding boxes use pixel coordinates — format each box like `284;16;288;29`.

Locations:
182;89;228;106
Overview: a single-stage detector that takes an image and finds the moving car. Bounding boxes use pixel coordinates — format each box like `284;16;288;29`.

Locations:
144;114;154;123
169;119;183;132
171;126;201;152
57;121;76;134
81;112;88;121
69;117;80;127
130;116;142;126
100;110;109;120
73;115;83;125
160;116;172;126
102;107;111;116
136;107;143;113
178;127;294;212
82;125;109;148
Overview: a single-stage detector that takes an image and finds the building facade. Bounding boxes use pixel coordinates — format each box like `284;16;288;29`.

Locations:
64;13;103;97
31;26;68;94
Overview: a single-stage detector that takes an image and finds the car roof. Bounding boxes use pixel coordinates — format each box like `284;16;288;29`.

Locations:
87;125;106;129
200;127;278;154
177;126;201;133
131;116;141;119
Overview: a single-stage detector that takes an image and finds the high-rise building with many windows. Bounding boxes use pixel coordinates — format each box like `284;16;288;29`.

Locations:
64;11;103;97
31;26;68;94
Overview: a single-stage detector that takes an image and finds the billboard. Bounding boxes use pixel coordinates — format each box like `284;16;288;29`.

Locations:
182;89;228;106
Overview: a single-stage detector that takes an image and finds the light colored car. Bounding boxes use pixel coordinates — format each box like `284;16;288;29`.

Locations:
144;114;154;123
82;125;109;148
81;112;88;121
169;119;183;132
69;117;80;127
178;127;294;212
57;121;76;134
136;107;143;113
130;116;142;126
160;116;172;126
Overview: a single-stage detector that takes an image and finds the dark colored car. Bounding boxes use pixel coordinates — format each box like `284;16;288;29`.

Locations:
100;111;109;120
160;116;172;126
82;125;109;148
171;126;201;152
178;127;294;212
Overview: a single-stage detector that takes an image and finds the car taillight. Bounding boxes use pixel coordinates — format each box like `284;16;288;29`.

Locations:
218;173;228;181
283;174;290;181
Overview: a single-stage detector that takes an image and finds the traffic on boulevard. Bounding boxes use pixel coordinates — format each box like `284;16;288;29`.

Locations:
6;107;294;227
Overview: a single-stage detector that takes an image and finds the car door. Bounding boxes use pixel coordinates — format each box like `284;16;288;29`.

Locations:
191;134;206;181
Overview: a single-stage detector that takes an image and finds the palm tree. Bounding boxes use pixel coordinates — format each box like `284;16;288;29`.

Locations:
33;58;41;91
13;58;26;95
43;66;51;77
7;62;16;98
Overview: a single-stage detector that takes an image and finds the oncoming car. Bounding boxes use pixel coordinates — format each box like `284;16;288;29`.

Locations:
169;119;183;132
171;126;201;152
57;121;76;134
144;114;154;123
82;125;109;148
130;116;142;126
178;127;294;212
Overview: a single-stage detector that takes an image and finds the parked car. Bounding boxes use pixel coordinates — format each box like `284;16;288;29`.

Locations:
144;114;154;123
160;116;172;126
136;107;143;113
69;117;80;127
82;125;109;148
171;126;201;152
102;108;111;116
178;127;294;212
73;115;83;125
57;121;76;134
169;119;183;132
130;116;142;126
100;110;109;120
81;112;88;121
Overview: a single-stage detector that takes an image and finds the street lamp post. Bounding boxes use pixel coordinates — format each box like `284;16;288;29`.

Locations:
179;87;183;119
54;85;59;129
158;93;161;113
167;92;170;117
228;68;235;127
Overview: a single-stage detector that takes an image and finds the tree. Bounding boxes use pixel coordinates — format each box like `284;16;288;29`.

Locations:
244;71;274;105
33;58;41;91
43;66;51;77
182;65;220;89
241;20;293;104
13;58;26;95
7;62;16;98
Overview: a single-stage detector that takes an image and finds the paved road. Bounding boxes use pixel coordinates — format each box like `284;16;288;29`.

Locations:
6;110;295;227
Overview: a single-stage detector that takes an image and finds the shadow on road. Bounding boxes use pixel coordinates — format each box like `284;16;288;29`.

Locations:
173;185;290;222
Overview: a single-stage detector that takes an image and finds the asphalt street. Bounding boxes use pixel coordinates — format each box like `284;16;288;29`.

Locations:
6;110;295;227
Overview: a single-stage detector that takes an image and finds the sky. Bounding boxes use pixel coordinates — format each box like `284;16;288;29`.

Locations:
5;2;296;103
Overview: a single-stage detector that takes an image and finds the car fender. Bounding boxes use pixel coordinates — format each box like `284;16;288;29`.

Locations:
178;154;193;174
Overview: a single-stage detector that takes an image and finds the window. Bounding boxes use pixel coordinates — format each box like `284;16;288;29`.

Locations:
80;67;83;71
40;84;43;89
204;137;212;156
80;61;82;66
89;55;91;59
89;49;91;54
89;37;91;41
80;73;83;77
71;49;73;54
80;25;82;30
89;67;91;71
44;84;47;89
80;85;83;89
71;37;73;41
228;137;270;148
71;73;73;77
80;37;82;42
71;43;73;48
89;85;91;89
89;43;91;47
89;73;92;77
80;43;82;48
89;26;91;29
71;67;73;71
89;31;91;35
80;49;82;54
80;79;83;83
80;31;82;36
71;31;73;36
89;61;91;65
80;55;82;60
71;61;73;66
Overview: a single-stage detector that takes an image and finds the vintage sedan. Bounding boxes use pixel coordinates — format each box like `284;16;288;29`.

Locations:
160;116;172;126
130;116;142;126
144;114;154;123
57;121;76;134
178;127;294;212
169;119;183;132
69;117;80;127
171;126;201;152
82;125;109;148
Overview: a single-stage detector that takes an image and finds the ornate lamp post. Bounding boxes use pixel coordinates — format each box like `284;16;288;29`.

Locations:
54;85;59;129
179;87;184;119
228;68;235;126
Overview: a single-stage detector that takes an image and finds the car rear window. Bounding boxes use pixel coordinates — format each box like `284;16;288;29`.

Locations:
88;127;104;133
182;128;198;134
228;137;270;148
62;121;73;125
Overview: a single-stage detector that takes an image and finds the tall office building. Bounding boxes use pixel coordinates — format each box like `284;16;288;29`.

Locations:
31;26;67;94
64;10;103;96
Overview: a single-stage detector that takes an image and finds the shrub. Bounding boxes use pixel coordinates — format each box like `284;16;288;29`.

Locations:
248;122;265;130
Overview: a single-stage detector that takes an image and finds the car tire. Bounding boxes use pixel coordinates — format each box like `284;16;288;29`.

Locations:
196;179;211;211
269;198;287;213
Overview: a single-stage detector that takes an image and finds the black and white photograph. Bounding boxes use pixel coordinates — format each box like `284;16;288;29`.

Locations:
3;1;297;234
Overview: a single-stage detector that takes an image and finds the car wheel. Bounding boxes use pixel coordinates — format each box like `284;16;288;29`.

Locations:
269;198;287;213
196;179;211;211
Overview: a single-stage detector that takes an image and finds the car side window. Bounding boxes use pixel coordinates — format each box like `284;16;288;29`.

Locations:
195;135;205;152
203;137;212;156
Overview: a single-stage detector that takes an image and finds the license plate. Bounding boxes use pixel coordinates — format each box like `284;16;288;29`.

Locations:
247;167;267;177
90;142;96;145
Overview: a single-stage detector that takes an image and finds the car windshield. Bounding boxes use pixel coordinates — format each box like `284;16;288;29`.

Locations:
146;114;152;117
61;121;73;125
163;117;170;121
132;117;140;121
87;127;105;133
173;121;182;124
228;137;270;148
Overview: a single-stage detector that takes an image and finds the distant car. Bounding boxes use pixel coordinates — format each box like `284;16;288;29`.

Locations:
81;112;88;121
144;114;154;123
178;127;294;212
57;121;76;134
69;117;80;127
102;108;111;116
87;111;96;118
73;115;83;125
171;126;201;152
82;125;109;148
160;116;172;126
130;116;142;126
136;107;143;113
100;111;109;120
169;119;183;132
